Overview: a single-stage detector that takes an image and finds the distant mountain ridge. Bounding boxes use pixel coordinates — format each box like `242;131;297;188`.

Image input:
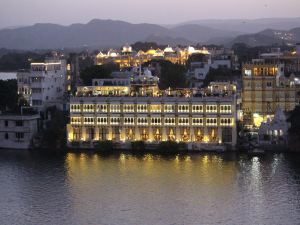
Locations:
0;19;241;50
0;18;299;50
177;17;300;33
230;27;300;46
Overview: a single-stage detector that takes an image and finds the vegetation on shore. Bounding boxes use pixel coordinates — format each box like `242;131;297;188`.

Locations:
287;106;300;151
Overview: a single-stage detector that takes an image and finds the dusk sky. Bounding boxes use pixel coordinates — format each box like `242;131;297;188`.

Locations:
0;0;299;28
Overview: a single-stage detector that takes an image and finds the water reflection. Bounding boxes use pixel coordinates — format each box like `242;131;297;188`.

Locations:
0;151;300;225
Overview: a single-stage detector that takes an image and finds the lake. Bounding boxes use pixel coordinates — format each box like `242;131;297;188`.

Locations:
0;150;299;225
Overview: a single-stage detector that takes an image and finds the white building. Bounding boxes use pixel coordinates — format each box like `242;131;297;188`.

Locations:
188;62;211;87
17;59;69;111
258;108;289;144
0;114;40;149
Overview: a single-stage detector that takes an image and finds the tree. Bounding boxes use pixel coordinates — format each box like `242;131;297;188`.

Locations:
145;59;187;89
287;106;300;151
186;53;207;68
131;42;166;52
80;63;119;85
0;51;50;71
41;107;67;149
0;79;18;111
202;68;240;87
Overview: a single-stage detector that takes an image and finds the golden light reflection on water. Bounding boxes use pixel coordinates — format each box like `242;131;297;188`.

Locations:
65;152;237;196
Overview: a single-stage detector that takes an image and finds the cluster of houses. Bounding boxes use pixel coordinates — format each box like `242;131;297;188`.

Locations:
1;43;300;150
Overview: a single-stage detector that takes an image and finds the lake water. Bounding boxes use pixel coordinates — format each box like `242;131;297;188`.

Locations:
0;150;299;225
0;72;17;80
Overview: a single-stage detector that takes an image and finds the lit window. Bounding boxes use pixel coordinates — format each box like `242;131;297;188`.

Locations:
206;118;218;126
164;105;174;113
151;117;161;125
206;105;217;113
192;118;203;126
164;118;175;125
150;104;162;113
178;118;189;126
178;105;189;113
192;105;203;113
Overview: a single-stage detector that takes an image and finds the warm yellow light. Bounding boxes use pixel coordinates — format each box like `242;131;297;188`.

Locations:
203;136;209;143
253;113;264;127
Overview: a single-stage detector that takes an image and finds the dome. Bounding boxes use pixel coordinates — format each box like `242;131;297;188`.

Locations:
122;44;132;53
97;51;105;58
108;49;118;57
164;46;175;53
186;46;196;54
147;49;156;55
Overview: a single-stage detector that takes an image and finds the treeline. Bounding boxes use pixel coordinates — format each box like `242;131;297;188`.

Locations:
0;51;51;71
287;106;300;151
232;43;293;64
131;42;167;52
0;79;29;113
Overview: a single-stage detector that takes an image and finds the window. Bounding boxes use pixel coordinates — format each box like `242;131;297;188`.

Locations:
123;104;135;112
178;118;189;126
5;120;8;127
124;117;135;125
192;105;203;113
70;104;81;112
206;105;217;113
16;132;24;140
110;117;120;125
192;118;203;126
206;118;218;126
220;118;233;126
16;121;23;127
178;105;189;113
137;104;147;113
5;133;8;140
110;104;121;113
137;117;148;125
164;118;175;125
83;117;94;125
151;117;161;125
97;104;107;112
97;117;107;125
245;69;252;76
83;104;94;112
220;105;232;113
150;105;162;113
71;117;81;125
164;105;174;113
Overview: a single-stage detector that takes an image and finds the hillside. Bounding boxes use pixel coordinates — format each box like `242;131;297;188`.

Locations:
230;27;300;47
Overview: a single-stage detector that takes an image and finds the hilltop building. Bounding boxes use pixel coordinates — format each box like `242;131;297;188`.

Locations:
95;45;210;68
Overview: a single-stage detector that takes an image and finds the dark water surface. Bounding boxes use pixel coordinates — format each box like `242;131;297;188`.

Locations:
0;150;300;225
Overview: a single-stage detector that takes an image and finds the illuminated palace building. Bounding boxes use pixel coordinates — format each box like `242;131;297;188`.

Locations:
96;44;210;68
67;74;237;149
242;60;300;127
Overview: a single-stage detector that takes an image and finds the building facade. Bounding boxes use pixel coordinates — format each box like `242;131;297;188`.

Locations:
96;45;210;68
242;61;299;127
67;95;237;148
17;59;69;111
0;114;40;149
